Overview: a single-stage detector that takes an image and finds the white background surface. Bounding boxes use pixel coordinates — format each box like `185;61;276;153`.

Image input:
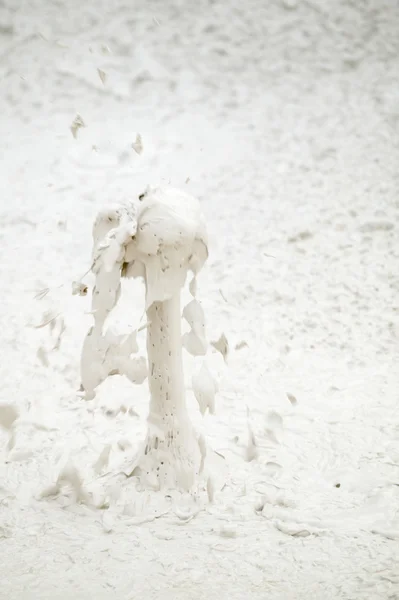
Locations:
0;1;398;598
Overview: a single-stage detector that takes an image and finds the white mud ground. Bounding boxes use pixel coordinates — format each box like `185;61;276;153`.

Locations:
0;1;398;598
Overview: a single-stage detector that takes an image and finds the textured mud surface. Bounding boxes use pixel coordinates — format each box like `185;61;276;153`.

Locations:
0;1;398;598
